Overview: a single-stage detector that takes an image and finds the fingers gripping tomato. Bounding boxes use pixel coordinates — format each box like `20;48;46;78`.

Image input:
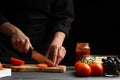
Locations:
89;63;103;76
75;61;91;77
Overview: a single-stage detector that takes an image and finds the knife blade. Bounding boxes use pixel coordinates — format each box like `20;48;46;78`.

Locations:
29;48;54;67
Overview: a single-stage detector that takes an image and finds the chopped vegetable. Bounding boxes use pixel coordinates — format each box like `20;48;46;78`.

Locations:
10;57;25;66
36;63;48;68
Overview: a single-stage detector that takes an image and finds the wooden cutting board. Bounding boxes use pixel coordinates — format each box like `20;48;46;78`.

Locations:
2;64;66;73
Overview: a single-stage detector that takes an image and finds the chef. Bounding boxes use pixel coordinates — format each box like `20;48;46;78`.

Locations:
0;0;74;66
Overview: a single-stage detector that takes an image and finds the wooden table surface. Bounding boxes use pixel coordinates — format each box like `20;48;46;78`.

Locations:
1;66;120;80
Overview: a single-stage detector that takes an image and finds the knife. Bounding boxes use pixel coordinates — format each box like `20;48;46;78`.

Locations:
29;48;54;67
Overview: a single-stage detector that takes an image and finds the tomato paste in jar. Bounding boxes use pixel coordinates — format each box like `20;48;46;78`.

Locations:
76;42;90;61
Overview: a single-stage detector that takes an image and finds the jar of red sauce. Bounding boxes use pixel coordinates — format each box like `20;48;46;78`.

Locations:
76;42;90;61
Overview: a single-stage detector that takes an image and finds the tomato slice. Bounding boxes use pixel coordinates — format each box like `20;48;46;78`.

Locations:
0;63;3;70
10;57;25;66
36;63;48;68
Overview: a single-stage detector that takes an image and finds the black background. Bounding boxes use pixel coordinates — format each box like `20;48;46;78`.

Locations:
61;0;120;66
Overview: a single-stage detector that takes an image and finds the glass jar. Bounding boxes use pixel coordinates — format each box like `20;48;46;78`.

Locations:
76;42;90;61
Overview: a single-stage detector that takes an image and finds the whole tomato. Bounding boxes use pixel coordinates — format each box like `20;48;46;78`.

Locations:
74;61;80;72
74;61;91;77
89;63;103;76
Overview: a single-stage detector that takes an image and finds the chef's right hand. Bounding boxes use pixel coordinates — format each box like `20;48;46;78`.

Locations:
0;22;32;53
11;30;32;53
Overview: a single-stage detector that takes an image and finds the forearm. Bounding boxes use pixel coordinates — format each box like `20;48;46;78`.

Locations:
51;32;66;46
0;22;22;37
47;31;66;66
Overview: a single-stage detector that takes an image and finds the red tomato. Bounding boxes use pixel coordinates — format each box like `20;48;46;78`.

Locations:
89;63;103;76
36;63;48;68
10;57;25;66
0;63;3;70
75;61;91;77
74;61;80;72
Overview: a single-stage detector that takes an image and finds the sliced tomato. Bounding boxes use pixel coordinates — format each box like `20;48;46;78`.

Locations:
10;57;25;66
0;63;3;70
36;63;48;68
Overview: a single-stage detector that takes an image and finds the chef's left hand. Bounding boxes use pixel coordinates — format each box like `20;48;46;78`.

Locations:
45;43;66;66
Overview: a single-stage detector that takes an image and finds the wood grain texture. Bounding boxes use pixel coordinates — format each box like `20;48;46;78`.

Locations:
2;64;66;73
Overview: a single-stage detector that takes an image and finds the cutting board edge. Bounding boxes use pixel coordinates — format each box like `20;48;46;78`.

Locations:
2;64;66;73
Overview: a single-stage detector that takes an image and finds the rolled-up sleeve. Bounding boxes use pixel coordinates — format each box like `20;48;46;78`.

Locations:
51;0;74;36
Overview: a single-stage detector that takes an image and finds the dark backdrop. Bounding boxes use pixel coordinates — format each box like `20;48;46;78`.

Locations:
61;0;120;66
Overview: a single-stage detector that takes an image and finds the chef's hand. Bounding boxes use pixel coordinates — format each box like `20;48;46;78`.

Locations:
46;43;66;66
11;29;32;53
45;32;66;66
0;22;32;53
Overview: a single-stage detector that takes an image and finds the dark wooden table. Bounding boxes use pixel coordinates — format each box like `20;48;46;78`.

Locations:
1;66;120;80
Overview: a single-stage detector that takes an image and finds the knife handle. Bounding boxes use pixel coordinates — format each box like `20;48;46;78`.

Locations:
28;47;33;54
28;47;34;56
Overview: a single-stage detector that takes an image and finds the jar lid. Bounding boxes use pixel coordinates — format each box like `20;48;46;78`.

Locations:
77;42;90;48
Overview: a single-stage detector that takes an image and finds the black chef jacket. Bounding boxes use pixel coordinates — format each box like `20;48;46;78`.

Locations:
0;0;74;63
